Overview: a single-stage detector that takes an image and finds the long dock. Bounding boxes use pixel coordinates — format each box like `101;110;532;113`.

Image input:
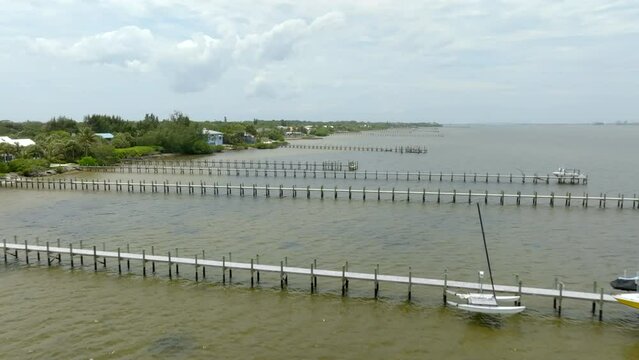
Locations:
0;240;616;319
2;178;636;209
282;144;428;154
87;165;586;185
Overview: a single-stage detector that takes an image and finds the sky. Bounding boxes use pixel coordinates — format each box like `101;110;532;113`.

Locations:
0;0;638;123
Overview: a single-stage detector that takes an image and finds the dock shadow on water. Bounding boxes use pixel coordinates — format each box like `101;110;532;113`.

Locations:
147;333;197;358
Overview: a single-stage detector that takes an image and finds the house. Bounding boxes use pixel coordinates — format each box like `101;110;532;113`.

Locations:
202;128;224;145
95;133;114;140
243;132;256;144
0;136;36;147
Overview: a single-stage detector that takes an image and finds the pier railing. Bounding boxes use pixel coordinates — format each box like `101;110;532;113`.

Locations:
1;178;636;209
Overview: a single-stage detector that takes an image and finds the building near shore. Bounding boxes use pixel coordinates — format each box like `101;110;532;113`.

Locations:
0;136;36;147
203;129;224;145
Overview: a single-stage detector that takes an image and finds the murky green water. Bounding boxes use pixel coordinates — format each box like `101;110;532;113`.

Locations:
1;125;639;359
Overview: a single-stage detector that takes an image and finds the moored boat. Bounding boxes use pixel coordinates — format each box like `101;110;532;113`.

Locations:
613;293;639;309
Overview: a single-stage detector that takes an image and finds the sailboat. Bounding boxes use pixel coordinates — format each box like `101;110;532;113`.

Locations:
446;203;526;315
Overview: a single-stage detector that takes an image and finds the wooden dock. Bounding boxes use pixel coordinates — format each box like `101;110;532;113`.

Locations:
2;178;636;209
0;240;616;319
86;165;586;185
282;144;428;154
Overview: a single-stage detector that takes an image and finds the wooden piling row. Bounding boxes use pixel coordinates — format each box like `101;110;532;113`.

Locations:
80;165;587;185
2;178;635;209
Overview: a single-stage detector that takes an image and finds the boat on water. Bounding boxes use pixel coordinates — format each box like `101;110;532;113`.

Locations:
446;203;526;315
610;271;638;291
613;293;639;309
552;168;587;183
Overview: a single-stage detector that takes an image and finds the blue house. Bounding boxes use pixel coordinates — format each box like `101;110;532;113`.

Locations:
203;129;224;145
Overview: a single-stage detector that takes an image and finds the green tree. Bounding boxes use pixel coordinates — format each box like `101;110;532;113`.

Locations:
77;126;97;156
112;132;133;148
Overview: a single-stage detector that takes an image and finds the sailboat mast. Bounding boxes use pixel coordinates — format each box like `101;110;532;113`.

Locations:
476;203;497;298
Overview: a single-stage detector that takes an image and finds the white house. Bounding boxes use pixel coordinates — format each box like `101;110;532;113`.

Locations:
0;136;36;147
95;133;114;140
202;128;224;145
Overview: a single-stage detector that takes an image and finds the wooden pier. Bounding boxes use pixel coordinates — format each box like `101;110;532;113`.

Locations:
86;165;586;185
0;240;616;320
1;178;636;209
282;144;427;154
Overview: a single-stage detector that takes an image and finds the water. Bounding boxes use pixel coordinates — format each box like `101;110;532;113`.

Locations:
1;125;639;359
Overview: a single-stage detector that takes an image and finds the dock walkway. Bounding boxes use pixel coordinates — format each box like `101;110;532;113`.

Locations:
2;178;636;209
0;241;615;319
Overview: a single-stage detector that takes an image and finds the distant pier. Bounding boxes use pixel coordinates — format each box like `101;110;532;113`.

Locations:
89;164;587;185
282;144;427;154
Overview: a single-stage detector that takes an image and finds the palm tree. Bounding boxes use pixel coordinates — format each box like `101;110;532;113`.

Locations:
77;126;96;156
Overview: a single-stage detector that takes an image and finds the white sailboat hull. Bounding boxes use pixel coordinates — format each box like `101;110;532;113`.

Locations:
447;300;526;315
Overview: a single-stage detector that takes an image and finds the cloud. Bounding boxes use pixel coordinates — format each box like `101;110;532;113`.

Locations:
30;25;154;70
245;70;301;99
160;33;233;92
27;12;344;92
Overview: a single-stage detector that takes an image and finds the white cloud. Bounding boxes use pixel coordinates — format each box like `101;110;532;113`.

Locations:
30;25;155;70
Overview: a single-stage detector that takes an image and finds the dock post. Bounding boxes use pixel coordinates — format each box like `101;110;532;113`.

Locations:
77;240;83;266
44;241;51;266
443;269;448;305
285;256;288;286
228;252;232;281
3;238;6;263
517;280;523;306
24;239;29;264
553;277;558;309
142;249;146;277
345;261;349;291
374;264;379;299
591;281;597;315
222;256;226;284
550;192;555;207
250;258;254;288
168;252;172;280
533;192;538;206
437;189;440;203
93;246;98;272
126;243;130;271
314;259;318;289
310;263;315;293
69;243;73;268
151;246;156;274
558;282;564;317
195;255;199;282
202;250;206;279
175;248;179;276
408;267;412;302
341;265;346;296
599;288;604;321
280;260;285;289
117;248;121;274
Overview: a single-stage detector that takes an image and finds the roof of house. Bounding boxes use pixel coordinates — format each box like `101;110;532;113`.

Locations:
95;133;114;139
203;129;224;135
0;136;35;146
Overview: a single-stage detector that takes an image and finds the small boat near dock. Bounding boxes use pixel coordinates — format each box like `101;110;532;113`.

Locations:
610;271;638;291
552;168;587;184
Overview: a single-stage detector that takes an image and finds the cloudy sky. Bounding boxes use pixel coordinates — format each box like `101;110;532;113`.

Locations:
1;0;638;123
